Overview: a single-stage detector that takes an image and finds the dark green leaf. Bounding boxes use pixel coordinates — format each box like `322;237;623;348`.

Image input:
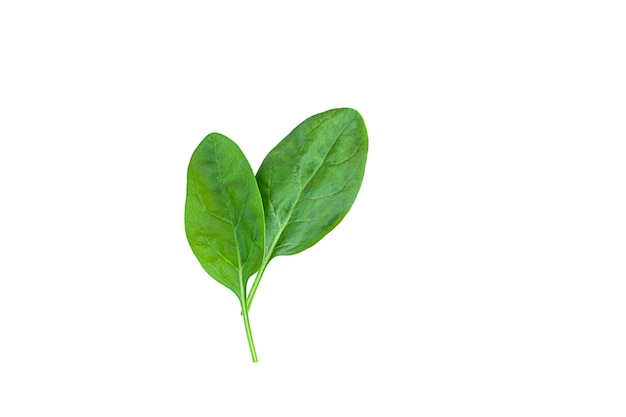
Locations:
256;108;368;260
184;133;265;299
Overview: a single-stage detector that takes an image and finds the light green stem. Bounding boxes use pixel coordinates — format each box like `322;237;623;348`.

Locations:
247;258;269;310
240;295;258;362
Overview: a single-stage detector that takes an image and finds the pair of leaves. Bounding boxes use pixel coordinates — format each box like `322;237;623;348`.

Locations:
184;108;368;362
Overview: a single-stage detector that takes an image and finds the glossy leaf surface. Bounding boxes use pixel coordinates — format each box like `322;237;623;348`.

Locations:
185;133;265;298
256;108;368;260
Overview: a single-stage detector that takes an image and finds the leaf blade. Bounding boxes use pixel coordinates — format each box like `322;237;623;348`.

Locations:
257;108;368;260
185;133;265;298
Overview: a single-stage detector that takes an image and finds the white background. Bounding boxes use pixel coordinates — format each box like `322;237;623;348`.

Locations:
1;1;625;415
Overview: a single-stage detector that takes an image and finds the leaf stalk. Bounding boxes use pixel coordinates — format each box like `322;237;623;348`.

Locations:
240;295;258;362
246;257;269;310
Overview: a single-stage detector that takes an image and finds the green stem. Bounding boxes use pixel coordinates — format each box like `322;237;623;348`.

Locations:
247;258;269;310
240;295;258;362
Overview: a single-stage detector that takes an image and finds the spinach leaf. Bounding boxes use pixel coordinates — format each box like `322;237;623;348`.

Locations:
184;133;264;362
248;108;368;308
184;109;368;361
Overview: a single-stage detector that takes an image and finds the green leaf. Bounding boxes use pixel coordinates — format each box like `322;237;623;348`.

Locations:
185;133;265;297
248;108;368;307
184;132;264;362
